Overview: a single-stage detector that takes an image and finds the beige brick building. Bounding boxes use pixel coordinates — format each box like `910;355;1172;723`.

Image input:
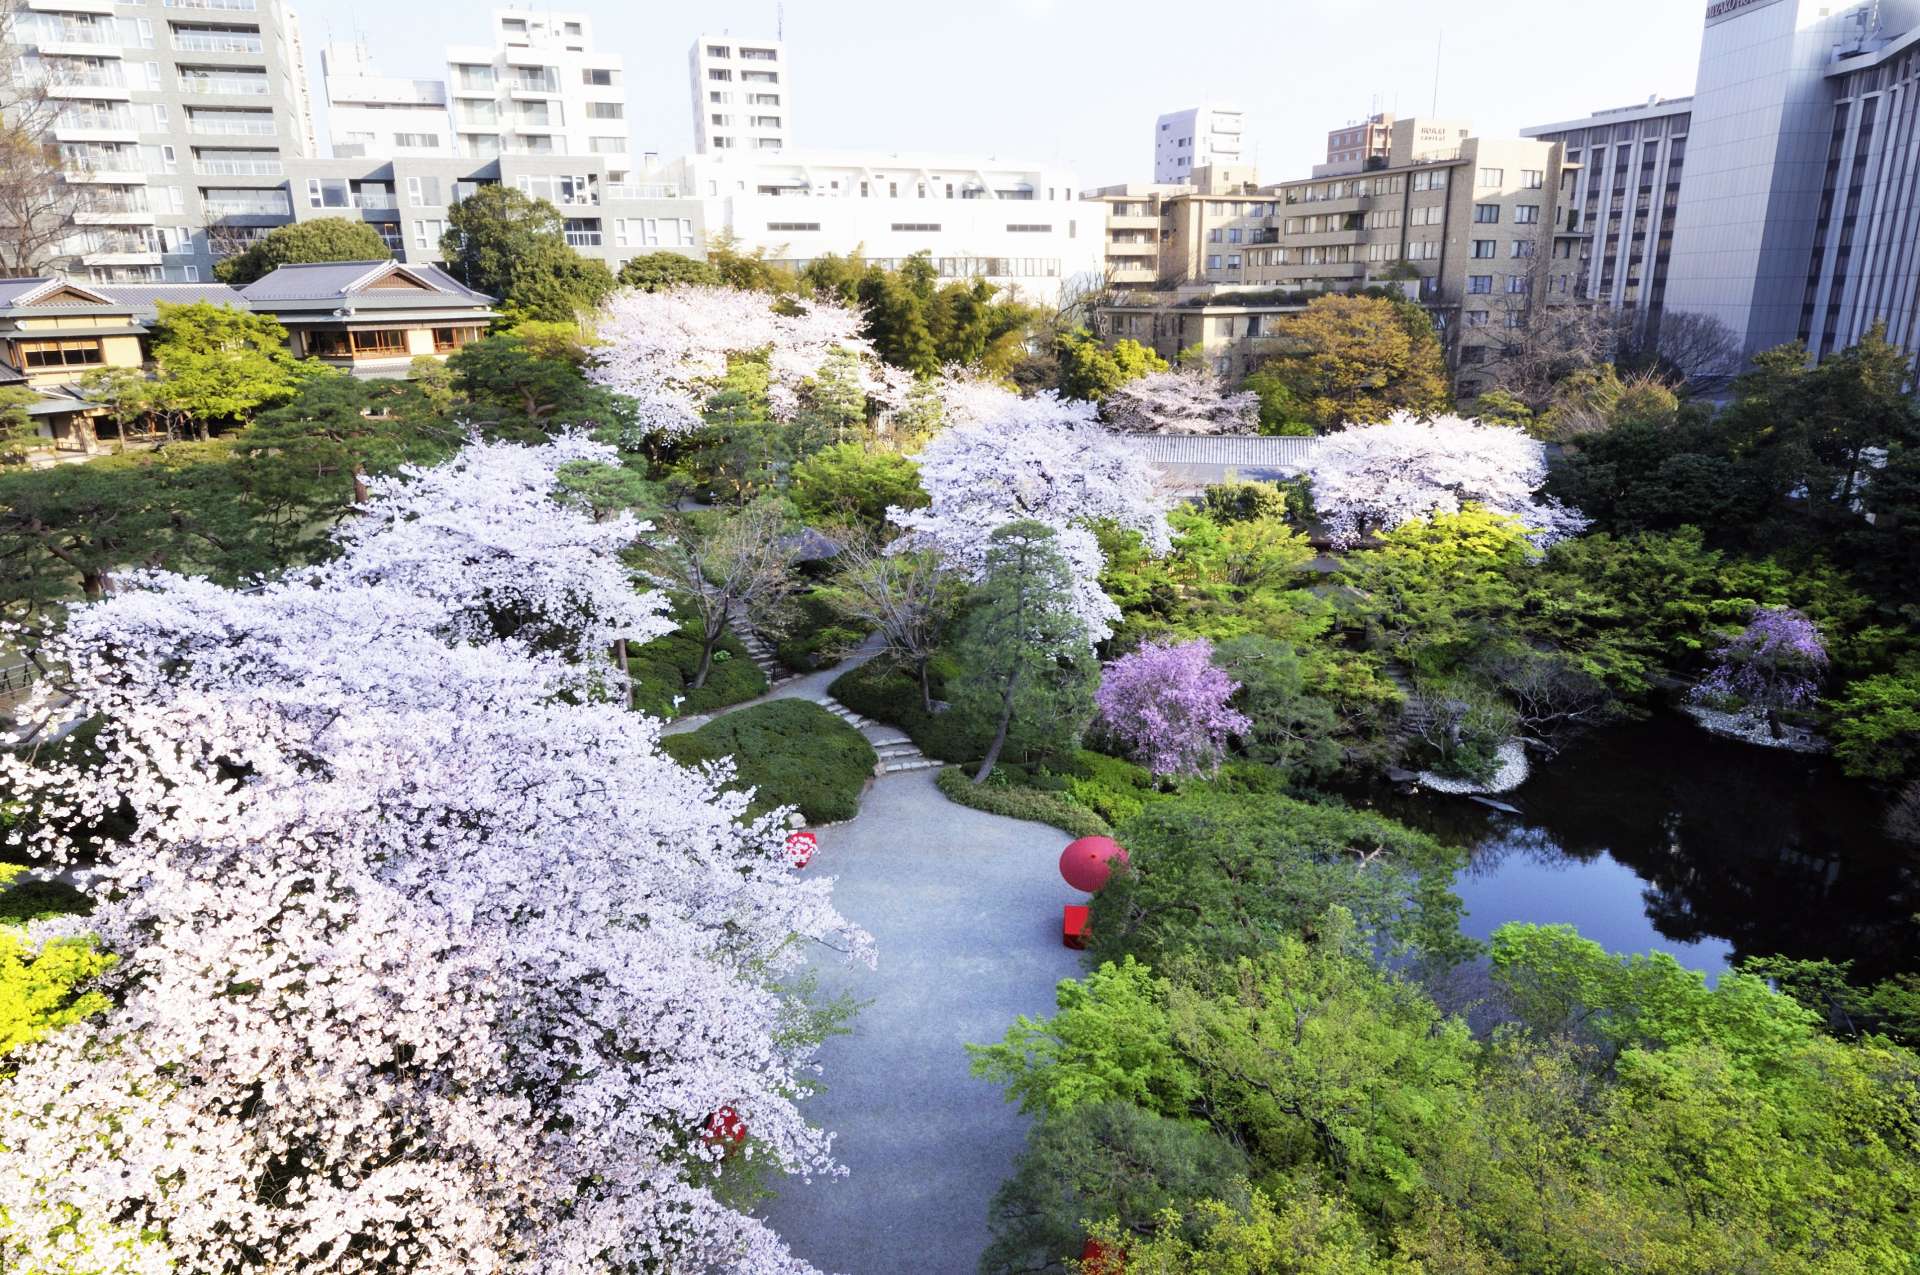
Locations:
1087;119;1578;393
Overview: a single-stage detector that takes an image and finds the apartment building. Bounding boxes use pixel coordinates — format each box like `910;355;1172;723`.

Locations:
688;150;1106;305
1154;106;1245;182
690;35;791;154
281;154;700;278
322;42;453;160
19;0;315;285
444;10;628;162
1081;182;1189;287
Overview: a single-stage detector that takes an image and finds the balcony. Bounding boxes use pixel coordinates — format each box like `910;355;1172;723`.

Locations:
164;0;262;10
605;182;681;200
195;158;282;177
1111;265;1158;285
171;30;265;54
178;74;271;96
202;195;291;217
189;113;276;136
1106;213;1160;232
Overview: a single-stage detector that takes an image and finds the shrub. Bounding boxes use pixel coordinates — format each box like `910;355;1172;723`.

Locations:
661;700;877;824
774;590;871;674
0;867;91;925
628;622;769;720
1053;750;1163;827
935;767;1112;837
831;656;995;764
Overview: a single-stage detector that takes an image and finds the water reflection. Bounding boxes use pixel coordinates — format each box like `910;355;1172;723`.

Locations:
1348;715;1920;979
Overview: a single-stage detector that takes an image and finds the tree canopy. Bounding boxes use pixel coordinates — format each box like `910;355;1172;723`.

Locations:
212;217;394;285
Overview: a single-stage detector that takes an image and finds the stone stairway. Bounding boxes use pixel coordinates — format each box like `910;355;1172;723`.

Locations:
807;694;941;776
1381;663;1434;744
729;609;798;691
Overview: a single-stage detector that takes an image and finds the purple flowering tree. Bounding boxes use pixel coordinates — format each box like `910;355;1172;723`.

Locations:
1692;606;1829;737
1094;639;1252;778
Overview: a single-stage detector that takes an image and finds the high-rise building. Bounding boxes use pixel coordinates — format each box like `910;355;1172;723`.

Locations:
1522;98;1693;333
689;35;792;154
1154;106;1245;183
322;43;453;160
1529;0;1920;370
444;9;629;162
16;0;316;283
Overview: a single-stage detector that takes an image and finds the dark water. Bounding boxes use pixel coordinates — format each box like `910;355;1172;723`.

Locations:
1349;714;1920;980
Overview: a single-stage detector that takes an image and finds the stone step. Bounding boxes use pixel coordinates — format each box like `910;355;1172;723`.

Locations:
883;757;943;774
865;731;913;747
875;742;922;757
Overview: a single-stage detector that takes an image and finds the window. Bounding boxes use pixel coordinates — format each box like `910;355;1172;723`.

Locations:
1006;224;1052;233
1226;254;1241;269
1208;228;1223;242
1507;275;1530;294
19;338;102;368
708;69;732;81
414;218;446;247
432;327;477;353
350;330;407;356
706;44;730;57
587;102;623;120
582;68;615;86
1471;239;1497;258
1477;167;1504;186
1464;310;1489;327
307;177;350;209
1474;204;1500;223
1468;274;1494;294
767;221;820;231
1206;254;1222;270
1505;312;1527;329
891;222;940;232
1513;204;1539;225
393;133;438;149
1510;239;1535;259
1520;169;1545;189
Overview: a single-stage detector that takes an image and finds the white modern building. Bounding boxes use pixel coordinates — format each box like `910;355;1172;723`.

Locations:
322;42;452;160
688;34;791;154
16;0;315;284
687;150;1106;305
444;9;629;161
1154;105;1245;182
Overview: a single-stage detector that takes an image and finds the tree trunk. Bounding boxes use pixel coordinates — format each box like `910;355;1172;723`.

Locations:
613;638;631;703
351;464;369;506
692;614;724;690
917;657;934;714
972;668;1019;787
1767;706;1784;740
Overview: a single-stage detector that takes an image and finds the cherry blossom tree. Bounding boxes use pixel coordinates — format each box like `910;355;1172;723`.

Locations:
888;391;1170;640
589;284;904;436
0;440;871;1274
1692;606;1829;737
1094;639;1251;777
1307;411;1589;548
1101;368;1260;435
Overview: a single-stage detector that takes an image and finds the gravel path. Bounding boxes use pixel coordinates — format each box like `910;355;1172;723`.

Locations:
756;767;1084;1275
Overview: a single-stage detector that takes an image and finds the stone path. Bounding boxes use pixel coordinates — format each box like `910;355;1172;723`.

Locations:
755;768;1083;1274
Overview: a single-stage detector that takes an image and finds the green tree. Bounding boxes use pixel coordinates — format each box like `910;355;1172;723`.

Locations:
1242;365;1315;436
1212;636;1344;779
788;442;926;528
950;520;1097;784
148;301;312;436
0;866;113;1062
439;184;615;321
1252;294;1451;429
1824;661;1920;781
446;333;629;439
0;386;42;466
212;217;393;285
1082;1183;1420;1274
617;251;724;292
1056;329;1168;401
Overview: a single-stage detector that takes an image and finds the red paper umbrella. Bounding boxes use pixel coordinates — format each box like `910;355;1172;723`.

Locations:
785;830;818;869
702;1106;748;1149
1059;836;1129;893
1081;1237;1124;1273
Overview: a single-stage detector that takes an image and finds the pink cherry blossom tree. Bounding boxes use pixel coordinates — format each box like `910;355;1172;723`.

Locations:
1094;638;1251;777
588;284;904;436
1101;367;1261;435
888;390;1170;641
1692;606;1829;738
0;439;871;1274
1307;411;1589;548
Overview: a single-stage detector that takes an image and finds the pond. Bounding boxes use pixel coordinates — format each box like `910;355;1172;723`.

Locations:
1349;713;1920;981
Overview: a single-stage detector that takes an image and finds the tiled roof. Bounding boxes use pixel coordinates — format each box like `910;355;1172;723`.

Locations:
239;260;493;303
91;282;248;315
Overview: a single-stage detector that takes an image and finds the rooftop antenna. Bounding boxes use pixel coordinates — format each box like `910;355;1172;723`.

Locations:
1431;30;1443;116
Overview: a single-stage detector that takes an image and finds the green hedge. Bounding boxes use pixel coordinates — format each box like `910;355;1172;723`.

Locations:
935;766;1113;837
774;590;871;674
0;866;90;925
662;699;877;824
630;625;769;720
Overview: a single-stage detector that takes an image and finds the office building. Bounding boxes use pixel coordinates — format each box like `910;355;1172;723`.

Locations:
1325;112;1396;172
1527;0;1920;370
444;9;629;161
1154;106;1245;182
282;154;699;278
17;0;316;284
322;42;453;159
688;150;1104;305
690;35;791;154
1522;98;1693;335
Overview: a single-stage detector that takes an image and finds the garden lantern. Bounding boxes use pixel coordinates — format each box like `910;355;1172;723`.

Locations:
1059;836;1128;893
784;830;818;870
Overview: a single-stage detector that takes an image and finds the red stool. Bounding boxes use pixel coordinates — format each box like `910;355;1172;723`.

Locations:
1062;904;1091;949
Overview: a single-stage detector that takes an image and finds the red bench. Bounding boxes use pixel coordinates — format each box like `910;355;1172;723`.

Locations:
1062;905;1091;949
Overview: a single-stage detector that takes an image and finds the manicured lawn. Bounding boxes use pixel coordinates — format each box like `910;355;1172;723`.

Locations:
662;699;878;824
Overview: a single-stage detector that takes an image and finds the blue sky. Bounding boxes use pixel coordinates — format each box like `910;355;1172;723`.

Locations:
296;0;1709;182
